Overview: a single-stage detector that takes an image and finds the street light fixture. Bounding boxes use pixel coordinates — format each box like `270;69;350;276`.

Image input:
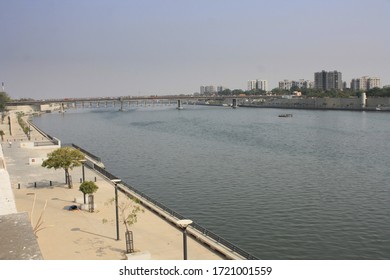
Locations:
111;179;122;241
177;219;193;260
79;159;87;182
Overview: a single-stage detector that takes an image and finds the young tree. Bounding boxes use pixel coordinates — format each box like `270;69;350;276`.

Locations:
79;181;99;204
42;147;85;188
103;195;144;253
118;197;144;234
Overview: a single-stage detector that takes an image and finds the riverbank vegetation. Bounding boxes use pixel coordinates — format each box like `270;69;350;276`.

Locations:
365;87;390;97
0;91;10;112
16;112;30;136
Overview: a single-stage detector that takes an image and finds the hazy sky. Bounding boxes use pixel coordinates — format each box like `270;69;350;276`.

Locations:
1;0;389;99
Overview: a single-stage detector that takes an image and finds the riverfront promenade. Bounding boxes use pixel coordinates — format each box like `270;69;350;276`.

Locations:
0;117;225;260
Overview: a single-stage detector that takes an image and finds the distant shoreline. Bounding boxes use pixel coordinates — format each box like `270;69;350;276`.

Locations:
237;104;390;112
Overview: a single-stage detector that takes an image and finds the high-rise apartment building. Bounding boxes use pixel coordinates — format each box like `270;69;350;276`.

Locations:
248;80;257;91
258;80;268;91
200;85;216;95
248;79;268;91
279;79;313;90
367;77;381;89
350;76;381;91
314;70;343;91
351;77;365;91
279;80;293;90
216;86;225;92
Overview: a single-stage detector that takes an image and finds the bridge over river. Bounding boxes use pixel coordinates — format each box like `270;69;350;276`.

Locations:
6;95;263;112
7;94;390;113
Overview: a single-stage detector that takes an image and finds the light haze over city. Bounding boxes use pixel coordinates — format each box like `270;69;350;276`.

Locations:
1;0;389;99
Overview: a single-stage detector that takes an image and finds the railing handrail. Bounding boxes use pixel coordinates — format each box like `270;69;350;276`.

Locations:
29;120;60;145
62;143;102;163
34;141;57;146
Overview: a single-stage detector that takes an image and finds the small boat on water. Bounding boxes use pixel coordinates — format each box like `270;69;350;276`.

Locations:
278;113;293;117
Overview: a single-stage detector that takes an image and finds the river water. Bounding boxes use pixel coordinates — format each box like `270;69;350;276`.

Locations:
33;105;390;259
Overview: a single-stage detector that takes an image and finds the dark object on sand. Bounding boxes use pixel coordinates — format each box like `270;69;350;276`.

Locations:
69;205;78;211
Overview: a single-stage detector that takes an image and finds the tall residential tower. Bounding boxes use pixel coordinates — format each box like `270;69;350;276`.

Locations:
248;79;268;91
351;76;381;91
314;70;343;91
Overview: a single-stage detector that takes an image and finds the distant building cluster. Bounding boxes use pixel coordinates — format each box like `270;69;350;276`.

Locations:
247;79;268;91
350;76;381;91
200;85;225;95
199;71;382;95
279;79;313;90
278;71;381;92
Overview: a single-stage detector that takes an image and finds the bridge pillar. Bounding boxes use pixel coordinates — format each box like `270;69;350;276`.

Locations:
232;98;237;109
177;99;183;110
97;102;100;108
120;101;124;111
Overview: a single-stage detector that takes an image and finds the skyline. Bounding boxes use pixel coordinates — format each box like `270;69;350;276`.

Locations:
1;0;389;99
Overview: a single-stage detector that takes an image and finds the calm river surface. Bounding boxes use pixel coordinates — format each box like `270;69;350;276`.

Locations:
33;105;390;259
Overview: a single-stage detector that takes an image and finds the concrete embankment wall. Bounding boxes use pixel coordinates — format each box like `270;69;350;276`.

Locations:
0;144;17;215
366;97;390;108
264;97;361;110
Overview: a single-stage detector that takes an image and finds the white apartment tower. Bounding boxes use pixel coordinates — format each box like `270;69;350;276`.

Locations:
258;80;268;91
248;80;257;91
248;79;268;91
367;77;381;89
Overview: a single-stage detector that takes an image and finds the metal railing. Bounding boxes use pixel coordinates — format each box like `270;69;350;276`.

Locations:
34;141;57;147
71;143;102;163
29;121;60;145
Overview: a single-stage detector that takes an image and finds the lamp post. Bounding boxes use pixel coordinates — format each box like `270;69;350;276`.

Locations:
79;159;86;182
177;219;193;260
111;179;121;241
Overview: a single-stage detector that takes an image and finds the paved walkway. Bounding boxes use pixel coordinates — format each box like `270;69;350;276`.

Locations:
0;114;225;260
